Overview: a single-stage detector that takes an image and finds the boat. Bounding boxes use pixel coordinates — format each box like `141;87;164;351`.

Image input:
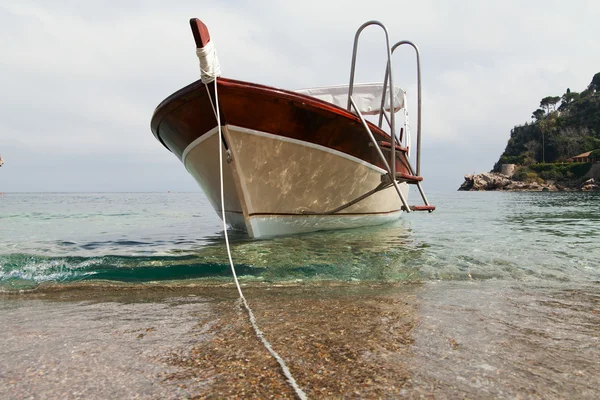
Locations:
151;18;434;238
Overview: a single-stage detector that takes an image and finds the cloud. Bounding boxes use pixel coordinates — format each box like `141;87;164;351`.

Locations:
1;0;599;192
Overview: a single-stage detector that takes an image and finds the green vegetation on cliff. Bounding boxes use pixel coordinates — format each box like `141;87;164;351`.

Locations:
512;162;592;183
493;72;600;181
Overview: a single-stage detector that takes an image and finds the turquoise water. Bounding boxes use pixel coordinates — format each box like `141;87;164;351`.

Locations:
1;191;599;290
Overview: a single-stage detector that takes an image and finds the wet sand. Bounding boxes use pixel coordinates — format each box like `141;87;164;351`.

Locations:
1;281;599;399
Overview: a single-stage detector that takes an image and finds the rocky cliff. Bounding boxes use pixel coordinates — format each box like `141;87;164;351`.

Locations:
460;72;600;191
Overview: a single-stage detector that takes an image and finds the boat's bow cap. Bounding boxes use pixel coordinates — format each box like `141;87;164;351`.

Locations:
189;18;211;48
189;18;221;84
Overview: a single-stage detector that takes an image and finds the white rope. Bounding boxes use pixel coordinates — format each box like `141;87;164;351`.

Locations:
202;53;307;399
196;41;221;84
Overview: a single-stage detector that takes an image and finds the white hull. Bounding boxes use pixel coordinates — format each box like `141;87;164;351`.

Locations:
182;125;408;238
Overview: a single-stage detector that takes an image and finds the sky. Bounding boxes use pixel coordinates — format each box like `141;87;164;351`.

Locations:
1;0;599;192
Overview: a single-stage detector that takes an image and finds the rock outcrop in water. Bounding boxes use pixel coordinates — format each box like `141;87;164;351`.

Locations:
581;178;599;191
458;172;560;191
459;173;599;191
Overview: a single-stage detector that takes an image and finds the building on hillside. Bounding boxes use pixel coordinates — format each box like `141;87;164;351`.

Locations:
568;151;592;163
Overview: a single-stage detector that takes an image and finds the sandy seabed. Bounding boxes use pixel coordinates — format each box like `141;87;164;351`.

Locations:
1;280;599;399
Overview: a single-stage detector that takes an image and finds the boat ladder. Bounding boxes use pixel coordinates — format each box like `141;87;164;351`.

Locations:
347;21;434;213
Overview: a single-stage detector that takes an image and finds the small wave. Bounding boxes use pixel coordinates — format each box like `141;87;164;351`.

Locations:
79;240;152;250
0;253;263;291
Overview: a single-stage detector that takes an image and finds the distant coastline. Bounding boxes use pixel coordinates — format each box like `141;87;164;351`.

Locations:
461;72;600;192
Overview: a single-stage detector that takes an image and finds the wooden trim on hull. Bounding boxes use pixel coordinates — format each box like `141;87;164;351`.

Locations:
151;77;410;175
247;210;402;217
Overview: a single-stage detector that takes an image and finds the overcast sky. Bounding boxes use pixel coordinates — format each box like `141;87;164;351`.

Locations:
1;0;599;192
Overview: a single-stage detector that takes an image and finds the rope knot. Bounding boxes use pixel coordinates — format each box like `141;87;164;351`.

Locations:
196;41;221;83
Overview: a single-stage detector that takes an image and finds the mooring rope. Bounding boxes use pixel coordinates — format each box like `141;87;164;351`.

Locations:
199;48;307;399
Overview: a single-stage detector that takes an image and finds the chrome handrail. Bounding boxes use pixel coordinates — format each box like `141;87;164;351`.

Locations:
349;96;410;213
379;41;422;176
347;22;431;212
347;21;396;176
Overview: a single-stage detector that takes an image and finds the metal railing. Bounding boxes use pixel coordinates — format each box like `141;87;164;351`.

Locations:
347;21;397;177
349;97;411;213
346;21;432;212
379;41;422;176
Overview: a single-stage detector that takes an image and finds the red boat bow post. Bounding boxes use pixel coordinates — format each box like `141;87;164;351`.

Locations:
189;18;211;48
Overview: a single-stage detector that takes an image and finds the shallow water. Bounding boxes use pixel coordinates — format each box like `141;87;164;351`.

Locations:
2;281;598;398
1;191;599;398
1;191;599;289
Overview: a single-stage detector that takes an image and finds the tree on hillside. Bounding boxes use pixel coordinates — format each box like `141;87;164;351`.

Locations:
550;96;561;111
540;96;561;113
532;109;545;121
561;88;580;107
540;97;552;113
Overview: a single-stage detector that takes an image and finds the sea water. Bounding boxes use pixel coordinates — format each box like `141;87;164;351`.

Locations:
1;191;599;398
1;191;599;289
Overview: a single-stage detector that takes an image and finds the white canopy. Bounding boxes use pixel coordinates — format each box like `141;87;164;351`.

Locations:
295;83;404;115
